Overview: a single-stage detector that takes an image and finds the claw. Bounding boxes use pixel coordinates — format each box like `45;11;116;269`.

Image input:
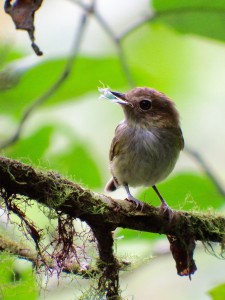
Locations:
126;195;144;210
159;201;174;222
152;185;174;221
124;184;144;210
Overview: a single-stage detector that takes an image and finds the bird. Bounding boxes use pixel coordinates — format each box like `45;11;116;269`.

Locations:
100;87;184;211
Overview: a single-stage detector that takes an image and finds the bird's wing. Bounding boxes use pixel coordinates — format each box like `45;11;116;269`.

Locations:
109;122;124;161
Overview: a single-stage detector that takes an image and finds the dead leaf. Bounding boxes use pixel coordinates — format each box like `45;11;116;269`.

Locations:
167;234;197;279
4;0;43;56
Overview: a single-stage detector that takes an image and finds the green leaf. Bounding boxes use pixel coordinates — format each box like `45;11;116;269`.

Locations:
4;123;102;188
5;126;54;165
208;283;225;300
138;172;225;211
0;56;128;118
123;24;192;95
0;253;37;300
152;0;225;42
0;45;24;92
0;44;23;68
49;142;102;189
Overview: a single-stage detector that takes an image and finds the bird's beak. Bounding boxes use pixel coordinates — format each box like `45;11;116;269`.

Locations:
98;88;133;107
110;90;131;106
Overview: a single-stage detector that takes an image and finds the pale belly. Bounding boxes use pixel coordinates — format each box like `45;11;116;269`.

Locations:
110;127;180;187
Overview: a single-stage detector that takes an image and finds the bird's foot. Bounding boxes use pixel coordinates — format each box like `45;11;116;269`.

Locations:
159;200;174;221
126;195;144;210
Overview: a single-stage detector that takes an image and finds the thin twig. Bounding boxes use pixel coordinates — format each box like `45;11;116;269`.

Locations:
69;0;95;13
185;146;225;198
94;9;136;87
118;5;225;40
74;0;136;87
118;13;155;40
0;10;88;150
115;42;136;87
0;232;98;278
3;2;215;149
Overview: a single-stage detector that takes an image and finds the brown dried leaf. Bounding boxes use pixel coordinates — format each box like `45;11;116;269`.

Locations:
167;234;197;279
4;0;43;56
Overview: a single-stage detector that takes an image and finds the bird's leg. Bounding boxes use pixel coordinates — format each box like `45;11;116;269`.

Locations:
152;185;169;209
152;185;173;219
124;184;144;210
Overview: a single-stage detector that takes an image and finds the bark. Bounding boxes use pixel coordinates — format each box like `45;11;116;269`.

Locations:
0;156;225;298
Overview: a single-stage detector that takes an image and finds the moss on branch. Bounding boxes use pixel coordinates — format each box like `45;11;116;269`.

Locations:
0;156;224;243
0;155;225;298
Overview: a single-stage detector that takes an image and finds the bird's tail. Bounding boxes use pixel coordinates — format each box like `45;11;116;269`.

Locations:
105;177;119;192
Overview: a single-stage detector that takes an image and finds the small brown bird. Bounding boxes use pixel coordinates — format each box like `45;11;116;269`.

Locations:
100;87;184;210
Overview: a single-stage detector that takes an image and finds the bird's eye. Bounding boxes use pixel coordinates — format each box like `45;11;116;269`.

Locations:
139;100;152;110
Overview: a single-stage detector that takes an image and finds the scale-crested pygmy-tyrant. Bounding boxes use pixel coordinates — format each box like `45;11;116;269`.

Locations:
99;87;184;210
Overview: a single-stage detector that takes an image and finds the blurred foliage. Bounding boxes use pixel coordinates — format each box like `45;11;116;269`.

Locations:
208;283;225;300
139;173;225;211
0;56;128;118
0;46;22;92
0;253;37;300
49;140;102;188
6;125;54;163
153;0;225;42
6;124;102;188
0;45;22;68
124;24;191;93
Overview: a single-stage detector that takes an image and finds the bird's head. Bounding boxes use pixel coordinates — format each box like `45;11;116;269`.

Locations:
109;87;180;129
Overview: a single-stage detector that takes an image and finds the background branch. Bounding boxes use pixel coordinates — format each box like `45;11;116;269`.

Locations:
0;7;88;150
0;232;100;279
0;0;144;150
185;146;225;197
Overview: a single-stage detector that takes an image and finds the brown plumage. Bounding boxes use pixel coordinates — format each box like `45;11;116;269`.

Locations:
102;87;184;210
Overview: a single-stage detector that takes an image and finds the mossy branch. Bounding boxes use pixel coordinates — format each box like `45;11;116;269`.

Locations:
0;156;225;298
0;232;100;278
0;156;224;242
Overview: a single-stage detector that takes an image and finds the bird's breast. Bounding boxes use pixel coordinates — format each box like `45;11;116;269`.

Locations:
110;124;181;187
